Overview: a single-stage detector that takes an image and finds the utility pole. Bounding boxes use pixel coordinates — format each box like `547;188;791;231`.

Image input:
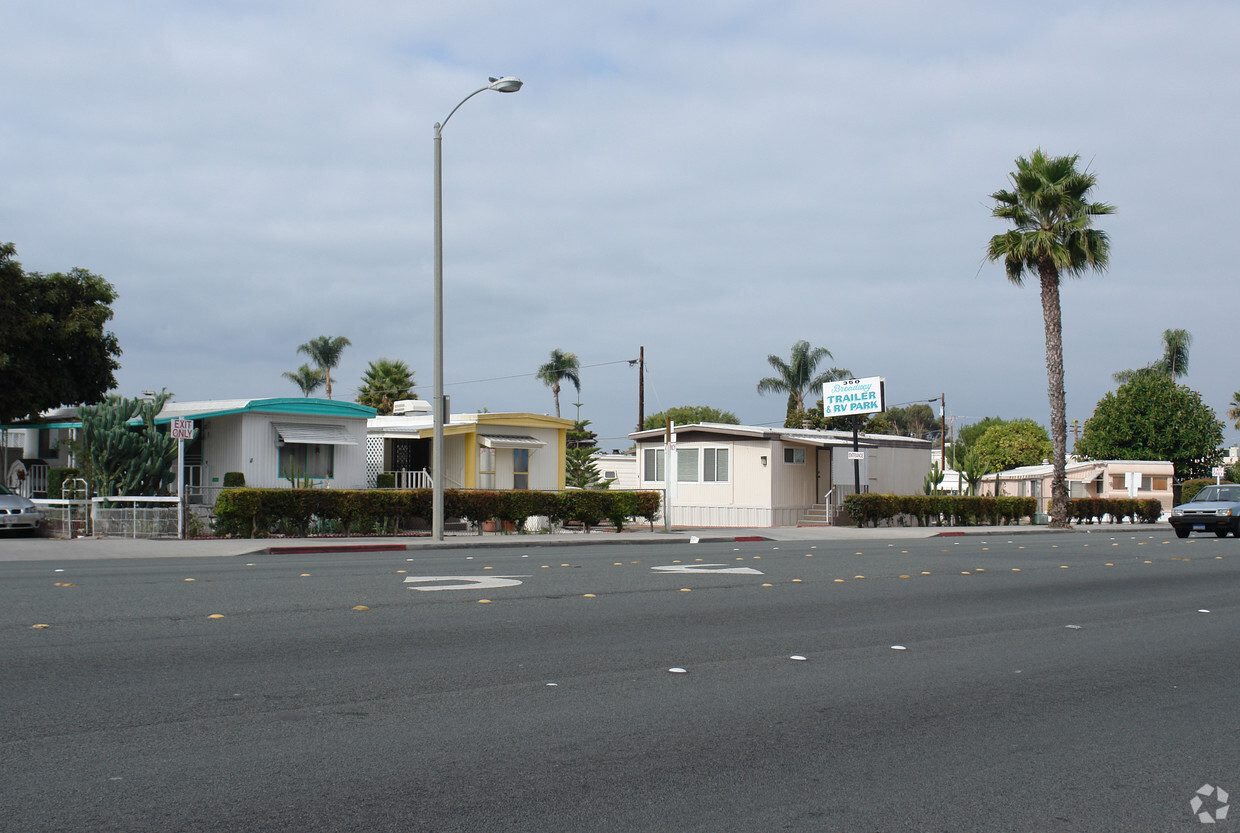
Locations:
633;346;645;432
940;393;946;469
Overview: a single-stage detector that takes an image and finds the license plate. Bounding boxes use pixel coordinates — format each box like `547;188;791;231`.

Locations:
1194;524;1206;531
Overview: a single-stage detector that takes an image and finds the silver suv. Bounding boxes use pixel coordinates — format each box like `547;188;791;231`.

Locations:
1169;484;1240;538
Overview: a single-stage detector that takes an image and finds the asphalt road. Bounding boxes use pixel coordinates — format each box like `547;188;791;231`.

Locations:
3;530;1239;831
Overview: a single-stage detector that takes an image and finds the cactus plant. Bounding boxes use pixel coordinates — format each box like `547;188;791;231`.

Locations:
78;390;182;498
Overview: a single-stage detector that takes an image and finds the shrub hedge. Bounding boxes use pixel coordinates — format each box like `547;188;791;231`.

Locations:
212;488;662;538
844;494;1164;527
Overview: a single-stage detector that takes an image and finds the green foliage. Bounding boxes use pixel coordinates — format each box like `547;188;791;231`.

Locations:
959;450;987;496
955;417;1007;458
1113;328;1193;384
1075;373;1224;481
885;404;936;438
566;446;607;489
0;242;122;422
972;419;1052;472
922;462;944;495
567;418;598;449
223;472;246;488
375;472;395;489
78;391;181;497
843;494;1037;527
1066;498;1163;525
644;405;739;430
536;349;581;418
356;358;415;414
1228;390;1240;430
46;468;82;499
296;335;351;400
211;487;660;538
757;340;850;420
282;364;325;397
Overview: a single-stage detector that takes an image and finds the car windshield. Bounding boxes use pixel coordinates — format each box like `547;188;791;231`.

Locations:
1191;486;1238;502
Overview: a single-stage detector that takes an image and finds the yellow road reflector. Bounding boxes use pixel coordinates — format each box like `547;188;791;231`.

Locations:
352;606;370;611
208;614;225;619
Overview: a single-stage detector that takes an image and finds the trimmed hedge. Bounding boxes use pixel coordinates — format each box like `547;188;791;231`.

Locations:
844;494;1164;527
212;487;662;538
844;494;1038;527
1066;498;1163;525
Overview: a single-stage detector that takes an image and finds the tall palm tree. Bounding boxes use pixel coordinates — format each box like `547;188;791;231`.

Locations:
1229;390;1240;430
282;363;325;397
1156;328;1192;378
296;335;351;400
357;358;415;415
536;349;580;418
756;340;850;417
1113;327;1193;384
987;149;1114;528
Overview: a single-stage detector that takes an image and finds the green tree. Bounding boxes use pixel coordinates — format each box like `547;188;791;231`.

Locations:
536;349;580;418
986;149;1115;528
282;364;325;397
0;243;122;422
885;404;936;438
756;340;850;420
643;405;739;430
973;419;1053;473
1075;373;1223;481
1228;389;1240;430
296;335;351;400
1113;328;1193;384
78;390;180;497
356;358;415;414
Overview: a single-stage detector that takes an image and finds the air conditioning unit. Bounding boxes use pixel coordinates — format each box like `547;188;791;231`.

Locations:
393;399;432;415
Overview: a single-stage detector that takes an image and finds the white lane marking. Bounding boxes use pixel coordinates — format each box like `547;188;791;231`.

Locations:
403;576;530;591
650;564;764;575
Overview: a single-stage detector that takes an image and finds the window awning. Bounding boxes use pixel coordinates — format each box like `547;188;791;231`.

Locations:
479;434;546;449
273;422;357;446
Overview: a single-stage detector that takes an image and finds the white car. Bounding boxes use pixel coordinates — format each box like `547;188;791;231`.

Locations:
0;484;45;532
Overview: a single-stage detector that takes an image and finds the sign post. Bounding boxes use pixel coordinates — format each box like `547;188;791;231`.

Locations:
170;419;195;539
1213;466;1226;485
823;377;886;497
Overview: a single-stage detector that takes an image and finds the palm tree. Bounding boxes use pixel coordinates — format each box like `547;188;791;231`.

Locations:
296;335;351;400
987;149;1115;528
1229;390;1240;430
282;364;325;397
357;358;415;415
756;340;850;418
1113;328;1193;384
536;349;581;418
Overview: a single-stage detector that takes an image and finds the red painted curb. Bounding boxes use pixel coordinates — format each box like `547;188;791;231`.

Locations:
733;536;766;542
936;532;966;537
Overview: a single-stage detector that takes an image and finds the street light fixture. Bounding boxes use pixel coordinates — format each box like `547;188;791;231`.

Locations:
432;76;523;541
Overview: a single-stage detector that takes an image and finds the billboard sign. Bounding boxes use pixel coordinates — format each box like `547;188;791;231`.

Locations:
823;377;886;417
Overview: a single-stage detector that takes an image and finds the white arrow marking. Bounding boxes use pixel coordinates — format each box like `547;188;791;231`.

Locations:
403;576;530;591
650;564;764;575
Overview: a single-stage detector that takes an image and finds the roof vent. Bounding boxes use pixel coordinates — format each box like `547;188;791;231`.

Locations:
392;399;432;415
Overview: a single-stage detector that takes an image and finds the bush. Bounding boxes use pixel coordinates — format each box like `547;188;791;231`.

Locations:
46;467;82;499
223;472;246;488
375;472;395;489
843;494;1037;527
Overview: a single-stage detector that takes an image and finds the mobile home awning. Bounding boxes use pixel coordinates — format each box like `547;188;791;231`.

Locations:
478;434;546;449
273;423;357;445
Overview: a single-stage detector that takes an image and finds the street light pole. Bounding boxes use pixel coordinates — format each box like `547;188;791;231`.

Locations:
432;76;522;541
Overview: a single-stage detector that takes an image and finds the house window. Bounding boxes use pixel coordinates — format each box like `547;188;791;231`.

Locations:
603;470;618;480
479;447;496;490
513;448;529;490
278;443;335;480
1151;476;1168;491
784;447;805;465
38;429;57;459
643;448;665;482
677;448;699;483
703;448;729;482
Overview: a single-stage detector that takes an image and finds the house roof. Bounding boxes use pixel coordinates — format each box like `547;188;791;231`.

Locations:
366;411;572;440
1;397;376;430
629;422;930;449
980;459;1174;481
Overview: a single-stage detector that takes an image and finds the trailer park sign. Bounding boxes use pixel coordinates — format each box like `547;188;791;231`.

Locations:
823;377;886;416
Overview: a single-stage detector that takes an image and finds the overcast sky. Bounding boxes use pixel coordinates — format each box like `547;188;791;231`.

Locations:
4;1;1238;451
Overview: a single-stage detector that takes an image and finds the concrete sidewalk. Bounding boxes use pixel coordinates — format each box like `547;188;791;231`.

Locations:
0;521;1098;562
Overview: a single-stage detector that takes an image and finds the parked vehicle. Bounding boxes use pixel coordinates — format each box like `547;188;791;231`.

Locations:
1169;484;1240;538
0;484;45;532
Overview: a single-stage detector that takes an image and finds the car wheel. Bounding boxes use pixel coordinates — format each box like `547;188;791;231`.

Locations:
1175;527;1190;539
1216;530;1229;538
